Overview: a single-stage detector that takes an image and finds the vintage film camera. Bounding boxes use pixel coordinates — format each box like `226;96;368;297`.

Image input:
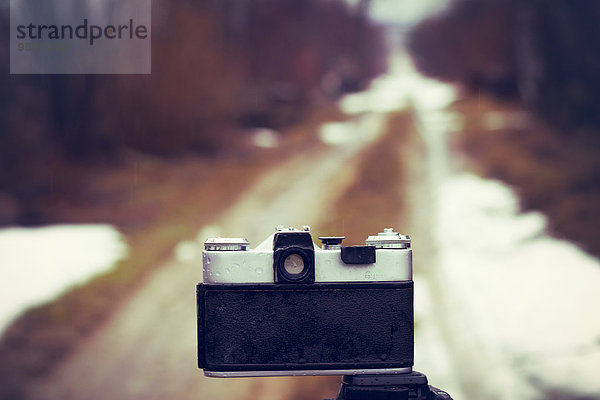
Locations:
197;226;453;399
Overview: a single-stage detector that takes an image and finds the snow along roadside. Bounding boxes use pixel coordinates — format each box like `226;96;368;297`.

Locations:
0;224;128;335
435;173;600;399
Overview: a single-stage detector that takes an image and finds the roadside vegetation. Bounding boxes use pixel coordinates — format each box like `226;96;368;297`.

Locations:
0;0;386;226
0;102;344;400
449;95;600;258
408;0;600;259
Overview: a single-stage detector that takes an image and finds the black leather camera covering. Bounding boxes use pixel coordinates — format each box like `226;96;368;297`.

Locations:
197;282;414;372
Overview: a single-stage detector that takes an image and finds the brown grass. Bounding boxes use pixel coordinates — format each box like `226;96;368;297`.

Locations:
449;95;600;257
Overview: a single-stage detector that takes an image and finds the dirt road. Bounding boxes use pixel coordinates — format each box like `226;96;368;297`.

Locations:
24;55;476;400
25;116;389;400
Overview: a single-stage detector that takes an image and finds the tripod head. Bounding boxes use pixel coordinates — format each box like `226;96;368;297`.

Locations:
327;372;453;400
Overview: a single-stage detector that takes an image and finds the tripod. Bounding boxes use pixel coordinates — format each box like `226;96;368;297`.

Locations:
326;371;453;400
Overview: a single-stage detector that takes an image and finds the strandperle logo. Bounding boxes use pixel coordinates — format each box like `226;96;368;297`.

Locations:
15;19;149;46
10;0;151;74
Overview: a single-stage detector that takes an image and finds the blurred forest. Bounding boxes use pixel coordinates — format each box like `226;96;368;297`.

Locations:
407;0;600;256
0;0;386;226
408;0;600;133
3;0;600;252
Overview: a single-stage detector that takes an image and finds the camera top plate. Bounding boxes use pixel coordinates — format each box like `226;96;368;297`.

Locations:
202;227;412;284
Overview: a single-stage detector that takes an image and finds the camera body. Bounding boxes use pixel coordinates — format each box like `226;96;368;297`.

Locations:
197;226;414;377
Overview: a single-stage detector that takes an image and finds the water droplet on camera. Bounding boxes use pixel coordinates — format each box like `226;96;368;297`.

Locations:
205;257;211;265
255;267;264;274
232;263;240;270
215;272;221;277
379;354;387;360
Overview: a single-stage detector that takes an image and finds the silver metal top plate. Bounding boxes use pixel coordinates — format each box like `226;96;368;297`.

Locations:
202;247;412;283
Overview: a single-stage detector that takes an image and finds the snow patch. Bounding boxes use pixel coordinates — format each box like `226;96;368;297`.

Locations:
368;0;450;25
0;225;128;335
435;173;600;397
250;128;280;149
339;55;456;115
319;114;383;146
